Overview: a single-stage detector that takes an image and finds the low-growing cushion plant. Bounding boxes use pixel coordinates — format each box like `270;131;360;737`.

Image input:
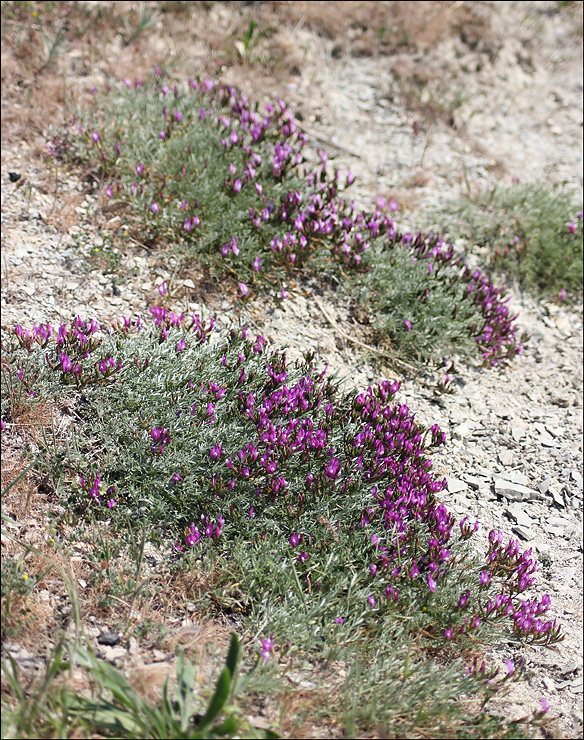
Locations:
1;310;561;737
420;181;583;300
52;72;526;368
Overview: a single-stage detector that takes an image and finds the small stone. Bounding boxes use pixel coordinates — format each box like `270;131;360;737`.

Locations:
571;471;583;491
560;661;580;676
547;516;576;535
556;679;572;690
538;478;552;494
499;470;528;486
494;479;538;501
542;676;556;692
504;506;534;529
556;315;571;332
539;432;557;447
549;487;566;508
512;524;533;541
550;395;570;407
511;424;525;442
100;645;127;662
544;524;566;537
447;478;467;494
499;450;514;466
534;541;552;554
462;474;487;490
97;631;120;646
453;421;474;439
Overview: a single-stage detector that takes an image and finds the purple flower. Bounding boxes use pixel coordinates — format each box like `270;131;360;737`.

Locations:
158;281;167;296
325;457;340;479
175;110;182;123
106;186;113;198
107;498;116;508
368;595;376;608
298;551;307;563
238;282;249;297
335;617;345;624
260;633;273;662
567;221;577;234
159;130;166;139
184;218;192;232
427;575;437;593
60;353;72;373
289;532;300;547
540;697;550;714
479;571;490;587
172;473;181;482
388;198;398;212
253;256;261;272
444;627;453;640
210;444;223;461
506;659;514;676
177;338;186;352
91;130;100;143
136;162;143;176
234;179;242;193
186;527;200;547
403;318;412;331
151;201;159;214
370;564;377;577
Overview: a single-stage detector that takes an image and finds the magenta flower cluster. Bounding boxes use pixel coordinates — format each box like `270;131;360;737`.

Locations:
14;315;127;388
175;514;225;551
78;473;116;509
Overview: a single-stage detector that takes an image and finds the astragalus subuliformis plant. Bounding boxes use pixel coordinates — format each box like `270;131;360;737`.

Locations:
59;72;526;368
2;312;562;653
1;310;561;736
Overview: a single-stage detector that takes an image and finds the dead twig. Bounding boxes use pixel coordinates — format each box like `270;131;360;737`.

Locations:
313;295;417;377
293;119;363;159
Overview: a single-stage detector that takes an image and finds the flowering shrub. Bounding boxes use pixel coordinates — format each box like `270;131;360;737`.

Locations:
1;312;562;653
58;72;526;367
